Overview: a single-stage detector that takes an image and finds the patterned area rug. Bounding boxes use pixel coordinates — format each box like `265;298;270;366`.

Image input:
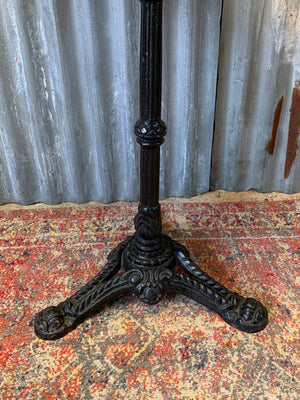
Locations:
0;197;299;399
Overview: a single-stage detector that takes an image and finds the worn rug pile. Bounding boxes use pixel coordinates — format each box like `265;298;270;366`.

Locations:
0;194;299;399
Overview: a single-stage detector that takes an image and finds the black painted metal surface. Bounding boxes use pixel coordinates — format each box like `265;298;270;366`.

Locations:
34;0;268;341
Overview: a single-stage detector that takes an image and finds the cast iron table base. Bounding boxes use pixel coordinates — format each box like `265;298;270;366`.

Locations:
34;0;268;340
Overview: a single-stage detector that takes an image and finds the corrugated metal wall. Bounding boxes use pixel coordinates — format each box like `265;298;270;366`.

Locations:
0;0;299;205
211;0;300;193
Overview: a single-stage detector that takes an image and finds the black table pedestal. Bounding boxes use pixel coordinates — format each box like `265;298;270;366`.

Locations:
34;0;268;340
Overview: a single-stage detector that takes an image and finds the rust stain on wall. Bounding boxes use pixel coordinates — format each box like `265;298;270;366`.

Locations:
267;96;284;155
284;83;300;179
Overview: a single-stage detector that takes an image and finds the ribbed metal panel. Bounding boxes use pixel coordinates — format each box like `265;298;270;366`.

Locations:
0;0;141;204
0;0;221;204
211;0;300;193
1;1;299;206
161;0;222;199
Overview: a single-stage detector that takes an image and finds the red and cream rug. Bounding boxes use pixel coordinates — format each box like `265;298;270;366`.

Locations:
0;193;299;399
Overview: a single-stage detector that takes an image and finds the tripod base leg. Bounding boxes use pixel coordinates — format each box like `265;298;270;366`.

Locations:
34;239;132;340
169;239;268;333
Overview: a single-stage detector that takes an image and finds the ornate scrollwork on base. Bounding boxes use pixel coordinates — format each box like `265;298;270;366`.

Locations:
220;295;268;333
131;267;173;304
33;234;268;340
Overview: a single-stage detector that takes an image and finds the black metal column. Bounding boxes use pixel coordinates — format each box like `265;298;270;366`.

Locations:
136;0;165;212
122;0;174;272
